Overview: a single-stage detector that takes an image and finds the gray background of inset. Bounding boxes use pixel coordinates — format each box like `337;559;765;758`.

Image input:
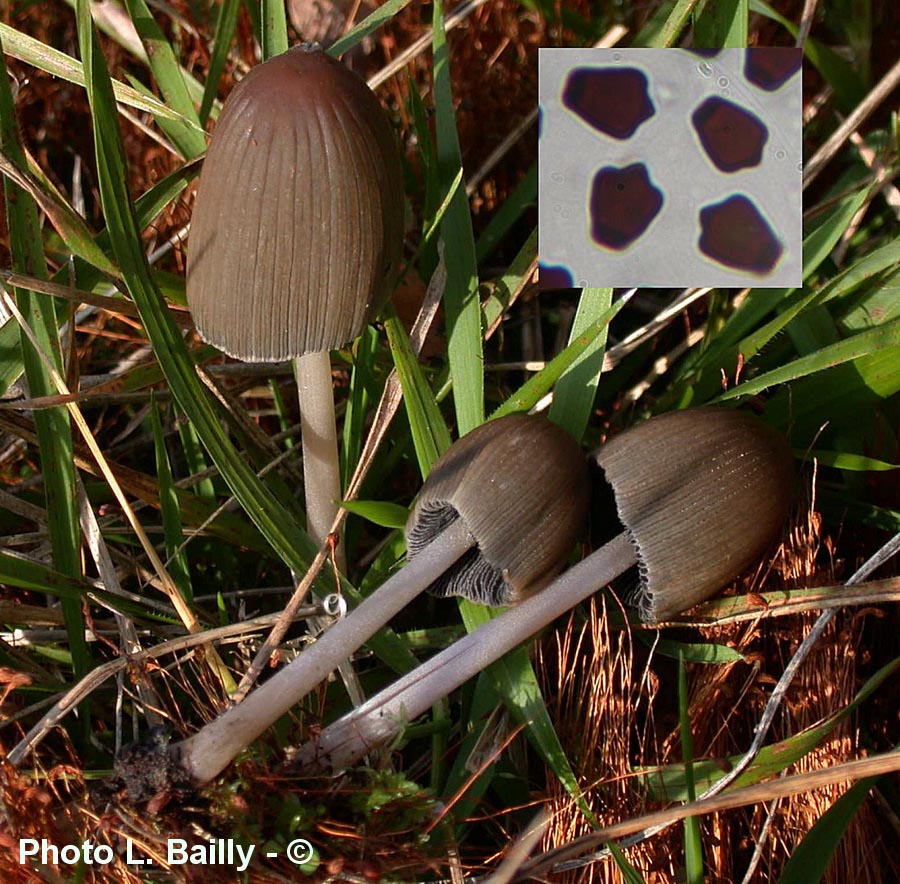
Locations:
539;48;803;287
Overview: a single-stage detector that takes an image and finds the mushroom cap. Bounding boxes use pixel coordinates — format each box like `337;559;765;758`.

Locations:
406;414;590;607
186;45;404;361
593;408;793;623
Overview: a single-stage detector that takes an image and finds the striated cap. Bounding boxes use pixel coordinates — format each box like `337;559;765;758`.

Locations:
406;414;590;607
186;45;404;361
593;408;793;623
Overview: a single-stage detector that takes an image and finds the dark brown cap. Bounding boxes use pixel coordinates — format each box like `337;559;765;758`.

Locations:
187;45;404;361
406;414;590;606
593;408;793;623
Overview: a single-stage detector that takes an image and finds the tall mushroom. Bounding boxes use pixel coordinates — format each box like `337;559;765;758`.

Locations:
171;414;590;787
290;407;794;772
186;44;404;561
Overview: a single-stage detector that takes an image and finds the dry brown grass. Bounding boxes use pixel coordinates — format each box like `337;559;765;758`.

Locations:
531;489;900;882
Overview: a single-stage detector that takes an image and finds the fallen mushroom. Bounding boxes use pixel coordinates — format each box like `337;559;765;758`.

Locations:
289;407;793;773
170;414;589;786
186;44;404;558
405;414;590;606
594;406;794;621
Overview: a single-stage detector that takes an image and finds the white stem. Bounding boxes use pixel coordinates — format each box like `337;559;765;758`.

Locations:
294;352;354;705
175;520;474;785
292;532;637;772
294;351;346;571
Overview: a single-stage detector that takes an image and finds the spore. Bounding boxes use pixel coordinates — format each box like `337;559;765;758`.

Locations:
538;263;575;289
562;67;655;139
698;194;783;274
692;96;768;172
744;48;802;92
589;163;664;250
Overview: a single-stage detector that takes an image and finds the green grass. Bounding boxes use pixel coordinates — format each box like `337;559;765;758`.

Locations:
0;0;898;880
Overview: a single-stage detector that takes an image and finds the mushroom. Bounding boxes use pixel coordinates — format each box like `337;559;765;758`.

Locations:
289;407;793;773
594;406;794;622
405;414;590;606
186;44;404;559
170;414;590;786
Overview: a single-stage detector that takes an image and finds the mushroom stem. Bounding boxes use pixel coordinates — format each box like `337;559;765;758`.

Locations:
291;532;638;773
172;518;474;786
294;350;346;571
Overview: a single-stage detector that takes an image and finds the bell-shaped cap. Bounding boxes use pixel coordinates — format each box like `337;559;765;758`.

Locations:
406;414;590;606
187;45;404;361
593;408;793;623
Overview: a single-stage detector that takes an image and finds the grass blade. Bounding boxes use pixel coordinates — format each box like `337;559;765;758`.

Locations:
492;295;627;419
803;186;872;280
122;0;206;158
441;675;504;830
432;0;483;435
637;634;745;664
718;317;900;401
328;0;415;59
0;550;171;621
475;162;537;265
260;0;288;60
342;325;380;488
150;397;193;602
646;0;704;47
608;841;648;883
803;450;898;471
407;70;441;279
458;601;598;826
778;776;880;884
643;657;900;800
339;500;409;530
200;0;241;125
0;147;118;276
817;236;900;302
549;288;613;442
0;40;90;697
0;21;189;123
679;654;704;883
481;228;537;337
693;0;748;48
384;308;452;476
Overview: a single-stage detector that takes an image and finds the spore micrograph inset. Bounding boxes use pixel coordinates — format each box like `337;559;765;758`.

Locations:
589;163;664;250
744;47;802;92
698;194;783;274
692;96;768;173
539;47;802;286
562;67;655;140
